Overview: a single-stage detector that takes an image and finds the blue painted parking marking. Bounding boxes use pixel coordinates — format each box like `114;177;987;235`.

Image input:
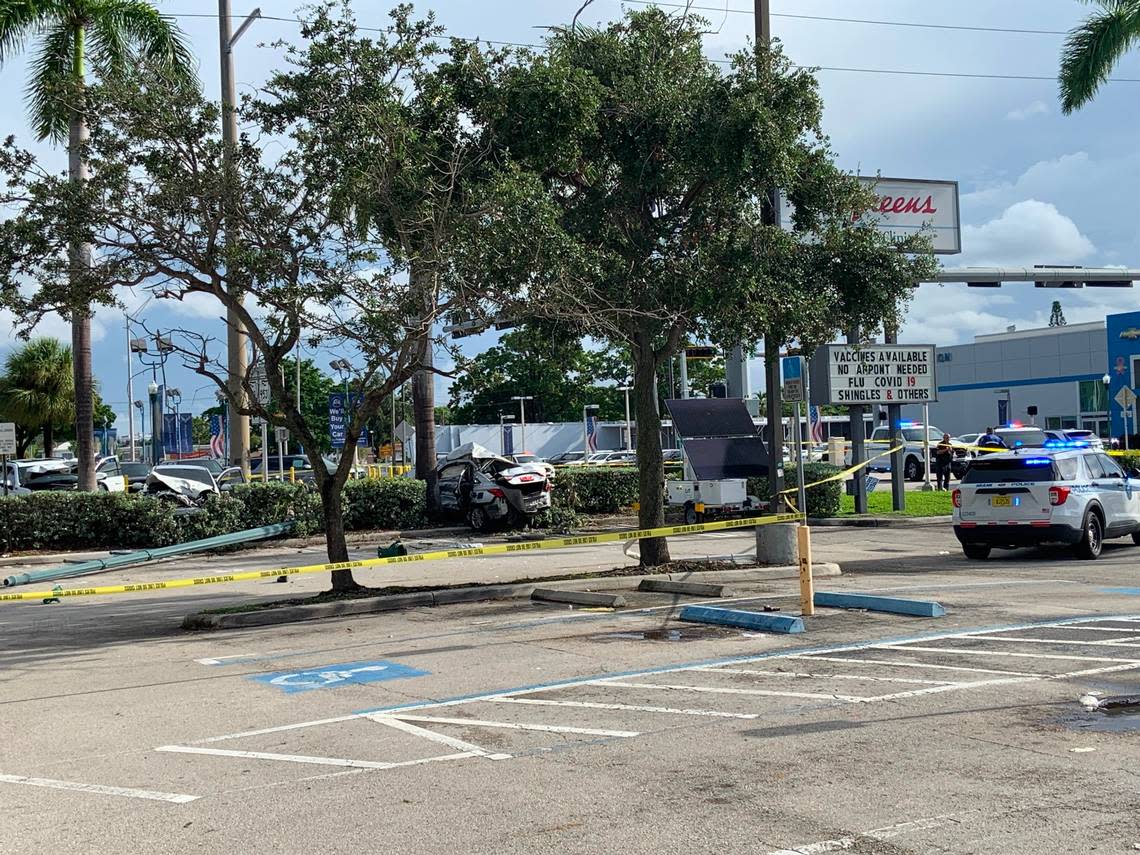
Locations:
1102;587;1140;596
679;605;805;634
251;660;429;694
814;592;946;618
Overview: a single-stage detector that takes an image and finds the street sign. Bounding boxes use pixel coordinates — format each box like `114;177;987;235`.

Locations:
249;364;271;406
395;420;415;444
781;356;805;403
0;422;15;456
1115;386;1137;410
275;426;290;443
809;344;938;406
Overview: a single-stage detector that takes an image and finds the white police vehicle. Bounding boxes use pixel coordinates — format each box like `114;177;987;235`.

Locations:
953;448;1140;560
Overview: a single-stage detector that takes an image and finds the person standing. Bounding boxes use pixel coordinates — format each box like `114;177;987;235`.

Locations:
935;433;954;491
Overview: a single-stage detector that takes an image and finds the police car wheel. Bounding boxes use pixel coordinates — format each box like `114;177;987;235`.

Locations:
1076;511;1103;561
962;543;990;560
904;457;921;481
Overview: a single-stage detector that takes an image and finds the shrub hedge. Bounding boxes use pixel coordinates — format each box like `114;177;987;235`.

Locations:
0;466;651;552
552;466;639;514
748;461;843;519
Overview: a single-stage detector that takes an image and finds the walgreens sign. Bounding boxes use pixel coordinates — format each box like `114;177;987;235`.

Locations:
780;176;961;255
862;177;960;254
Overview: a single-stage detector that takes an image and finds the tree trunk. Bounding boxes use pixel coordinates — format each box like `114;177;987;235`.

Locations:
318;477;359;592
68;36;96;492
633;338;670;567
411;263;438;513
43;423;55;459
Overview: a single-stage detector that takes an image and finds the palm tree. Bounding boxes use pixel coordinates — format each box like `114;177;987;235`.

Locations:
1059;0;1140;113
0;338;75;458
0;2;196;488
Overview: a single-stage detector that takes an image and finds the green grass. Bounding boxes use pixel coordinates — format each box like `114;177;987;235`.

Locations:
839;490;952;517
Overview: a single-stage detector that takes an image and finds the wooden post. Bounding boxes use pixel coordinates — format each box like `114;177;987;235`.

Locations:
797;524;815;616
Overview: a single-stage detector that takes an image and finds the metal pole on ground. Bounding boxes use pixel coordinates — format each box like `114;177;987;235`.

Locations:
620;385;632;450
261;421;269;483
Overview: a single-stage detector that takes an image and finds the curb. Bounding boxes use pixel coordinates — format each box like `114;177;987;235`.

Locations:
808;516;951;528
182;562;841;630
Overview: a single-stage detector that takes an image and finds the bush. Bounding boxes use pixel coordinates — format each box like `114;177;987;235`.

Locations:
1114;451;1140;472
343;478;428;531
531;494;582;532
228;482;323;535
0;492;179;552
748;462;843;519
553;466;639;514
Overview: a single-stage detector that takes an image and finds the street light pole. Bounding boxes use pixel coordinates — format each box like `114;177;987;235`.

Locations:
755;0;784;509
218;2;260;472
125;317;135;462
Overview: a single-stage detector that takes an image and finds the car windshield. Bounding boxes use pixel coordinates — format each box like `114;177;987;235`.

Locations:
166;457;222;474
121;462;151;477
996;428;1047;448
154;467;214;486
962;457;1057;483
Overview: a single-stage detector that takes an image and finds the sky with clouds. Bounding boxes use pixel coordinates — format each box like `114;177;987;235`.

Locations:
3;0;1140;422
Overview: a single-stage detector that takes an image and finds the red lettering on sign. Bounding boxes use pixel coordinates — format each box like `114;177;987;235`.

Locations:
874;195;938;216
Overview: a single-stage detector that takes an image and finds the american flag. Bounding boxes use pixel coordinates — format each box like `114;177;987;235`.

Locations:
586;415;599;453
809;405;824;443
209;414;225;458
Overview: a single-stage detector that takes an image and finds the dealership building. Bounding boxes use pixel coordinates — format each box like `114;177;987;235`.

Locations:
916;309;1140;439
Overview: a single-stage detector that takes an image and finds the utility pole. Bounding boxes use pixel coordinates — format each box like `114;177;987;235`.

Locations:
755;0;784;509
218;3;260;472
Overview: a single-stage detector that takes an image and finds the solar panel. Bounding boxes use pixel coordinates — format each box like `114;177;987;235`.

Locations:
666;398;758;439
683;436;770;480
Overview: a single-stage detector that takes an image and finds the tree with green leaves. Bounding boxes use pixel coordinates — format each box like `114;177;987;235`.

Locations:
0;0;195;490
462;9;934;565
0;337;74;457
1059;0;1140;112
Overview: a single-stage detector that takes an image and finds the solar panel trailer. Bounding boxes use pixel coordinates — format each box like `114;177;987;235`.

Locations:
664;399;771;523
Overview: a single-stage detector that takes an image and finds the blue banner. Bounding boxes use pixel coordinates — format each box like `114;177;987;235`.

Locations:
502;423;515;457
329;392;369;449
162;413;193;455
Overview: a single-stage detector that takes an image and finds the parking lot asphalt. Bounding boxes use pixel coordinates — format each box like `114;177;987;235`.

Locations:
3;525;1140;854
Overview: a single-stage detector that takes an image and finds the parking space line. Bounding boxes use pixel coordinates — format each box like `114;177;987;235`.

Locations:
156;744;476;769
701;667;954;686
854;677;1037;703
876;645;1139;663
788;655;1039;677
963;635;1140;648
492;697;759;719
604;681;867;702
366;714;512;760
1049;662;1140;679
0;773;198;804
1051;625;1140;633
389;714;640;738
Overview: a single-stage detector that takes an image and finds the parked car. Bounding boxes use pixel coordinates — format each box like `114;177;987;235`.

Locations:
662;448;683;463
953;448;1140;560
250;454;312;474
25;456;129;492
434;442;552;532
121;461;153;492
858;424;965;482
548;451;587;466
2;459;72;495
510;454;555;477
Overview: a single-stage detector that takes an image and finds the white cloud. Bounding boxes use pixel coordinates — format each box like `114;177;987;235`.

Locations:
959;199;1095;267
1005;100;1048;121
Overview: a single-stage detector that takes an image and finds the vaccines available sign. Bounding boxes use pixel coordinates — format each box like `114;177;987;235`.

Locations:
809;344;938;406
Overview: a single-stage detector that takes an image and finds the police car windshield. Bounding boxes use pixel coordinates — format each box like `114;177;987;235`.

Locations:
996;428;1047;448
962;457;1057;483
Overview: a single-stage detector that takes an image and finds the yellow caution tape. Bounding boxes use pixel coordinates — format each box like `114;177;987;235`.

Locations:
0;512;803;603
780;444;904;502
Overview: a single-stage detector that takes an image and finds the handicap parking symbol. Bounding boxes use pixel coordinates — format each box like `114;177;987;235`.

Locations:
251;660;429;694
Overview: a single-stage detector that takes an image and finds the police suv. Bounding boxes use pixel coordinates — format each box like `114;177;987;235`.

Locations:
953;448;1140;560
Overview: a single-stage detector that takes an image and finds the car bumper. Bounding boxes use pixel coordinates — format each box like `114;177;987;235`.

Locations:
954;523;1082;548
